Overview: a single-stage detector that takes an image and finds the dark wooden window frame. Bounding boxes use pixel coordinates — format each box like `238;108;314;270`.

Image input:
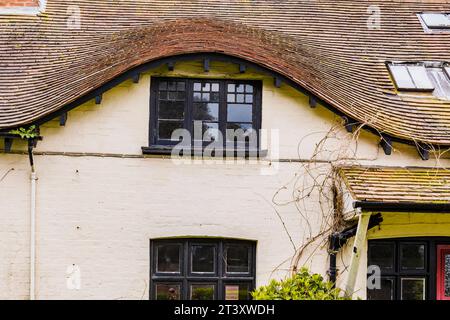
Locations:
150;238;256;300
144;77;264;157
368;237;450;300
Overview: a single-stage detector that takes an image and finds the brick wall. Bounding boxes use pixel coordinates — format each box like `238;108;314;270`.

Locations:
0;0;39;7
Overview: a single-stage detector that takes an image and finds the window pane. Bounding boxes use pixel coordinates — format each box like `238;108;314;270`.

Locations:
227;104;253;122
369;243;395;271
426;68;450;99
158;101;184;120
225;245;250;273
211;83;219;92
211;92;220;102
191;245;215;273
156;244;181;273
155;283;181;300
389;65;415;90
203;123;220;142
445;67;450;79
159;81;167;91
193;92;202;102
193;82;202;91
190;284;215;300
236;94;245;103
407;66;434;90
168;81;177;91
245;85;253;93
202;83;211;92
421;13;450;28
227;94;235;103
401;278;425;300
236;84;245;93
202;93;210;102
226;123;255;144
225;283;252;300
193;122;220;142
193;103;219;121
367;278;394;300
159;91;168;100
228;84;235;92
158;121;184;140
168;91;179;101
400;243;425;270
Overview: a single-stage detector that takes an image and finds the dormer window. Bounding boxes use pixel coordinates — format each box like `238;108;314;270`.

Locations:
420;13;450;29
388;63;434;91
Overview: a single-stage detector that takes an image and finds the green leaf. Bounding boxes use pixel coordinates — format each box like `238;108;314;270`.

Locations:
252;267;350;301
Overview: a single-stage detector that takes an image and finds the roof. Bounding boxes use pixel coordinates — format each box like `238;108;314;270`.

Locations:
338;166;450;205
1;1;450;145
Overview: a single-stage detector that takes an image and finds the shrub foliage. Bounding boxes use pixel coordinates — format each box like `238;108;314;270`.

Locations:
252;268;349;300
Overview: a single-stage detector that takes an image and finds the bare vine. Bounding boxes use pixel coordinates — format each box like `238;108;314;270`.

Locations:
269;113;450;280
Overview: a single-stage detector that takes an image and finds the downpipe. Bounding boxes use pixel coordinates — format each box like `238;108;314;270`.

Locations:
28;139;37;300
328;211;383;287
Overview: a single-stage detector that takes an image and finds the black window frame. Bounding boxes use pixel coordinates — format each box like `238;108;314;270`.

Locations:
150;238;256;300
146;77;263;156
367;237;450;300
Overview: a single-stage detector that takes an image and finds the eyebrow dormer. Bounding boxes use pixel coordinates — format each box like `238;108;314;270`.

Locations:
0;0;45;15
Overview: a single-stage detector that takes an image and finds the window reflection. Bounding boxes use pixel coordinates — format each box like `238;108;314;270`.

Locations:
190;284;215;300
156;244;181;273
155;283;181;300
401;278;425;300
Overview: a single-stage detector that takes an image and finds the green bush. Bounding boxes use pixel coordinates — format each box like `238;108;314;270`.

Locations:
252;267;349;300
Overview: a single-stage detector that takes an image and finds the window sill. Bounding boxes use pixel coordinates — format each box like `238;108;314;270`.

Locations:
141;146;268;158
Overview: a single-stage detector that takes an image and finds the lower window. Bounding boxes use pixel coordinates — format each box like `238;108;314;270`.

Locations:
367;238;450;300
150;239;256;300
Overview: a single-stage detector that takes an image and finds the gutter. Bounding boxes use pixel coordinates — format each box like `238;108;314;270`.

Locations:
353;201;450;213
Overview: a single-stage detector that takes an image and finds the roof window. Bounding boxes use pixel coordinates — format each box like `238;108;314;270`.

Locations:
388;63;434;91
388;62;450;100
419;13;450;30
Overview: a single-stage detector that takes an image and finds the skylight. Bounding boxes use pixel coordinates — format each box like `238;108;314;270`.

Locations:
388;64;434;91
420;13;450;29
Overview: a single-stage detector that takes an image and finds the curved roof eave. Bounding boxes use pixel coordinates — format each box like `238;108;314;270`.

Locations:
1;8;450;146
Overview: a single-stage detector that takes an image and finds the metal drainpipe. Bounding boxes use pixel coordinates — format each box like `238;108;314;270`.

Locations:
328;234;339;286
28;139;37;300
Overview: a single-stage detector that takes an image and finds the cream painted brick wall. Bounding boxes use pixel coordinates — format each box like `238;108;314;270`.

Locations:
1;60;449;300
1;155;332;299
0;156;30;299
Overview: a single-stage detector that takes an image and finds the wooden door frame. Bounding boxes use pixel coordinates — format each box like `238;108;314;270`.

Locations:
437;245;450;300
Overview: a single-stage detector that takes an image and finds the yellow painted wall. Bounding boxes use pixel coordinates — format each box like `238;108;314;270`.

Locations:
368;212;450;239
